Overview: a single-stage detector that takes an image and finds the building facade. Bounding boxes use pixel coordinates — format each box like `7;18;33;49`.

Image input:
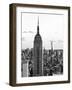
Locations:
33;19;43;76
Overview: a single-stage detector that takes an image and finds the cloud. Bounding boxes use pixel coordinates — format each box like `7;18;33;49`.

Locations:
21;37;25;41
22;31;34;34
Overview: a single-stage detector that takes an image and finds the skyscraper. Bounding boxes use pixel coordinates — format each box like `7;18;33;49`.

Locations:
33;18;43;76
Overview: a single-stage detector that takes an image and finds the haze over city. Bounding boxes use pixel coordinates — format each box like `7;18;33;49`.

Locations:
22;13;64;49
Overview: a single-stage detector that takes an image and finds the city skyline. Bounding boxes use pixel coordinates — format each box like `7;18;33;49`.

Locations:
21;17;63;77
22;14;64;49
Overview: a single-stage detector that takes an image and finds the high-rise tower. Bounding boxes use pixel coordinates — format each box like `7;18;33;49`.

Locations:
33;18;43;76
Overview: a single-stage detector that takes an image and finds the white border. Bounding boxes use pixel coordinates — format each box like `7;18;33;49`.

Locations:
16;7;68;83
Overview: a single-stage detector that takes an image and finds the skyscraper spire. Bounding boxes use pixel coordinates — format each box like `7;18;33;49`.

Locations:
37;17;39;34
51;41;53;51
38;16;39;26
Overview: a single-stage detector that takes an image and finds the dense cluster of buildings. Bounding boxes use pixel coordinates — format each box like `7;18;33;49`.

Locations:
21;48;63;77
21;19;63;77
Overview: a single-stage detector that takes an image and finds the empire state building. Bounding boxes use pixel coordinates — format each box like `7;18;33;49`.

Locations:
33;18;43;76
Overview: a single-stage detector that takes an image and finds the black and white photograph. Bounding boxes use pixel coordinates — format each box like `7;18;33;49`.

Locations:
21;15;63;77
9;3;70;86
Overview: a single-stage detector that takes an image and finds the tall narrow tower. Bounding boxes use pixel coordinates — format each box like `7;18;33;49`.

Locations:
51;41;53;51
33;18;43;76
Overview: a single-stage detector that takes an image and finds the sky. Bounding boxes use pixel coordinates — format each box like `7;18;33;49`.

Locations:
21;13;64;50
